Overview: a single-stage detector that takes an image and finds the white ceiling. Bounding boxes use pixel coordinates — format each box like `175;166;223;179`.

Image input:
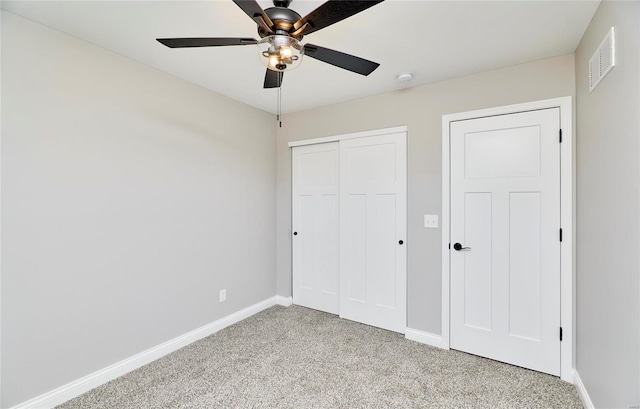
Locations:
2;0;599;114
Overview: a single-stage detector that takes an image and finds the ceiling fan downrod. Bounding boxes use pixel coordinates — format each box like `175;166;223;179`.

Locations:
272;0;291;8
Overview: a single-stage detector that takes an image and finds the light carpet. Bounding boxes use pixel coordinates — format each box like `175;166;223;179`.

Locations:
58;305;582;408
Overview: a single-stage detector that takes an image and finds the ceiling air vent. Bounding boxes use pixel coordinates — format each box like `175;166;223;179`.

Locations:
589;27;616;92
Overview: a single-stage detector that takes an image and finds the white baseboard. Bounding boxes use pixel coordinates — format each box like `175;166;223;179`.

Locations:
10;296;280;409
573;370;594;409
405;328;445;349
275;295;293;307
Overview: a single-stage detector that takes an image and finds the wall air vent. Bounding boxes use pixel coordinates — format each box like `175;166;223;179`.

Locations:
589;27;616;92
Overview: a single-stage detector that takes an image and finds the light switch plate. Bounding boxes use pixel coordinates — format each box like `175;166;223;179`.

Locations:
424;215;438;228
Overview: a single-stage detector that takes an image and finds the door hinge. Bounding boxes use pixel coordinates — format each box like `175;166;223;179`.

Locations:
448;243;451;249
560;327;563;341
559;129;563;143
559;228;563;242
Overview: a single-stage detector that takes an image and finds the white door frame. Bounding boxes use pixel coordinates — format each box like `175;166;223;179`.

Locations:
288;125;408;148
441;97;574;383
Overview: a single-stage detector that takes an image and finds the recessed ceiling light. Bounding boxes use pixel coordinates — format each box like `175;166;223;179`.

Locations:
396;72;414;83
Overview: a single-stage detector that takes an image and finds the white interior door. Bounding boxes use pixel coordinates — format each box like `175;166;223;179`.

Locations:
339;132;407;333
450;108;561;375
292;143;340;314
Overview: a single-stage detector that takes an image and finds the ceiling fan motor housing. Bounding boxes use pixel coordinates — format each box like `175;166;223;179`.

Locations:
260;7;302;38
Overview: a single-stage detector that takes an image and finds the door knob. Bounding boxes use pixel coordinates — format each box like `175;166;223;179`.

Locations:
293;232;298;236
453;243;471;251
399;240;404;245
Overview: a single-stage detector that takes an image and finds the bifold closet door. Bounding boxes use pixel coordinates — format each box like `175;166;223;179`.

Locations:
292;142;340;314
339;132;407;333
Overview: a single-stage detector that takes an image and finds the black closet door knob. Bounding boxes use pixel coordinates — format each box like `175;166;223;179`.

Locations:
293;232;298;236
453;243;471;251
399;240;404;245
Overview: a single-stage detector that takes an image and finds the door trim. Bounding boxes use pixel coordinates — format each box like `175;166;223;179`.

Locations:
441;97;574;382
288;125;407;147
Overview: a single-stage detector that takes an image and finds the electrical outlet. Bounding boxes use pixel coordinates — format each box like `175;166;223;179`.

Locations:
219;289;226;303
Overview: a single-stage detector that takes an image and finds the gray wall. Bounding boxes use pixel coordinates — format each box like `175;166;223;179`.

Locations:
276;54;575;334
575;1;640;407
1;12;276;408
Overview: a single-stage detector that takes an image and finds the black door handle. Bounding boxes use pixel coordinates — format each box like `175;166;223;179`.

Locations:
453;243;471;251
293;232;298;236
399;240;404;245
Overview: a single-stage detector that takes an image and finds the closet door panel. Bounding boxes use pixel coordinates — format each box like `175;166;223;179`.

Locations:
339;133;407;333
292;143;339;314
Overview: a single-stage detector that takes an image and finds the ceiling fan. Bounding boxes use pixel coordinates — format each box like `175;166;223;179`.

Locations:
156;0;384;89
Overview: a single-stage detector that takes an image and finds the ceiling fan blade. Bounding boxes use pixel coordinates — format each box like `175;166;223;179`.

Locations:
157;37;257;48
233;0;274;30
303;44;380;76
264;69;284;88
293;0;384;36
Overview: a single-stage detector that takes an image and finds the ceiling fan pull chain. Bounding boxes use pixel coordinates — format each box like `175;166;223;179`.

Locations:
277;84;282;128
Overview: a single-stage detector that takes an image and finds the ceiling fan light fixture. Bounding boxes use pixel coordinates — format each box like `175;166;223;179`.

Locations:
258;35;304;72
